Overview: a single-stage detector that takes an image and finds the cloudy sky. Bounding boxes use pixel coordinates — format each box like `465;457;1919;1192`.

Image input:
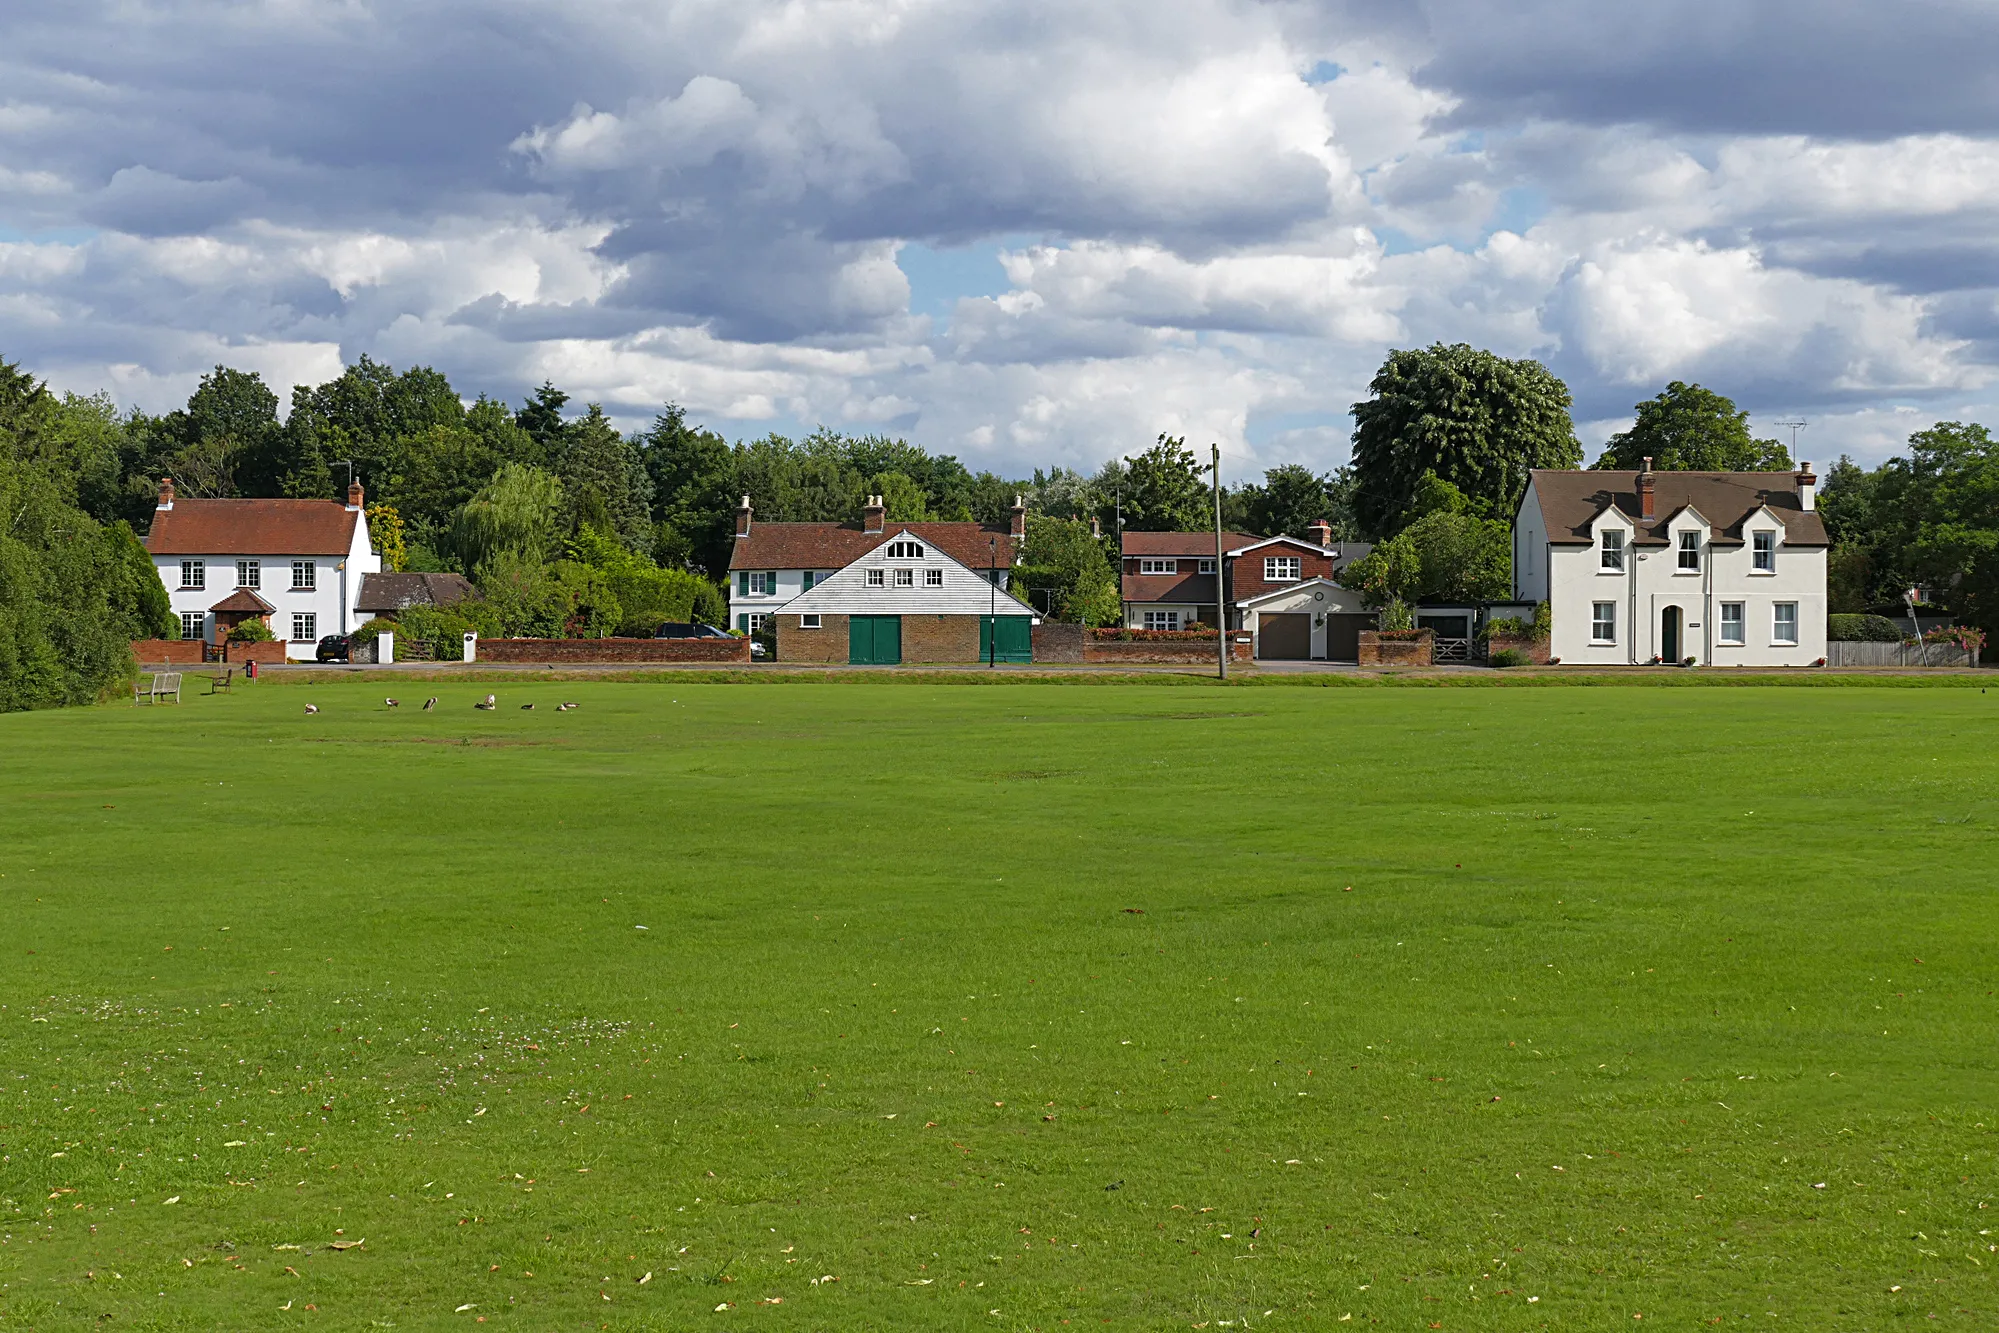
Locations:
4;0;1996;474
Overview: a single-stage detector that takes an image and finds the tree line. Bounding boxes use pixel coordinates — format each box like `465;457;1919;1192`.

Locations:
4;339;1993;709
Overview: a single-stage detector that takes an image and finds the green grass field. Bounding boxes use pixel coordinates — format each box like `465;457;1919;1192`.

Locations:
2;679;1996;1330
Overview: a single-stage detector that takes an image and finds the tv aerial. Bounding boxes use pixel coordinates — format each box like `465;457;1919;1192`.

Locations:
1773;418;1806;455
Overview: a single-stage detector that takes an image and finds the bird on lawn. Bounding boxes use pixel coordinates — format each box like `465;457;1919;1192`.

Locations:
557;702;577;712
520;702;535;710
475;693;497;710
422;696;438;711
385;697;399;708
303;704;318;714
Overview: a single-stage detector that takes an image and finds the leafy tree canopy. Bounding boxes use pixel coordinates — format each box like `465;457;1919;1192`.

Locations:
1120;435;1211;532
1592;382;1790;472
1350;342;1580;538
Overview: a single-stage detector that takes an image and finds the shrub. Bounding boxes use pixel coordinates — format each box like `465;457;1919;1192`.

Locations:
1827;613;1902;642
226;618;275;643
1375;628;1426;641
1483;615;1532;639
1910;624;1987;652
1488;647;1529;668
1088;627;1221;641
1380;598;1416;631
350;618;399;643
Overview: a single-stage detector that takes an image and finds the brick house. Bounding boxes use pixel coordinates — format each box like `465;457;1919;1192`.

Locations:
144;477;381;660
1120;524;1374;660
727;493;1024;643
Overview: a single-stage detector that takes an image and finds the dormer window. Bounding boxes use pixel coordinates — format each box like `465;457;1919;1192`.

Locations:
1753;531;1776;573
1264;556;1301;582
886;540;925;558
1600;530;1624;571
1677;530;1700;572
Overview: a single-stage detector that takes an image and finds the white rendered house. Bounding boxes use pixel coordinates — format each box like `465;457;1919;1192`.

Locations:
144;478;382;660
1513;463;1828;667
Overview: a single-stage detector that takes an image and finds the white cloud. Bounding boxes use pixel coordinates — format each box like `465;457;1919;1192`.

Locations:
0;0;1997;473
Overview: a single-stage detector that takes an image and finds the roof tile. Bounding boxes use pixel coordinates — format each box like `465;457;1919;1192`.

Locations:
145;499;360;556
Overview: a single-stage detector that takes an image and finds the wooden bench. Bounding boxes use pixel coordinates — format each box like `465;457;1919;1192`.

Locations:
133;672;183;705
207;668;235;695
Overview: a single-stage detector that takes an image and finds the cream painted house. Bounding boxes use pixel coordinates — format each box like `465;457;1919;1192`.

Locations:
1513;463;1828;667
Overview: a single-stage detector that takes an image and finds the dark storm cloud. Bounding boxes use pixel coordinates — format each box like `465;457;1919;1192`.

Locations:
1416;0;1999;139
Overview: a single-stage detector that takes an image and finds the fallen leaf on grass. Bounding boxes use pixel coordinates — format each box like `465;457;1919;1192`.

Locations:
455;1303;476;1313
638;1272;652;1284
327;1239;363;1251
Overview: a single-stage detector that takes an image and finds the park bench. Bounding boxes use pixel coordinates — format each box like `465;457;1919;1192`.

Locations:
133;672;183;705
207;668;235;695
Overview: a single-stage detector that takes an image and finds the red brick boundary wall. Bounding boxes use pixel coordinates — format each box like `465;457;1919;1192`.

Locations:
1031;622;1085;662
475;637;751;664
132;639;205;664
225;640;287;665
1084;636;1252;665
1486;634;1552;664
1358;629;1433;666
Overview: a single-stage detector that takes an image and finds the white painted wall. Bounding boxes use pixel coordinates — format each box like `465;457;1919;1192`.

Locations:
732;563;1011;629
1513;487;1550;603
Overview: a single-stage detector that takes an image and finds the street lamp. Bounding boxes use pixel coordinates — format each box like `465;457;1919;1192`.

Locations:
989;535;998;669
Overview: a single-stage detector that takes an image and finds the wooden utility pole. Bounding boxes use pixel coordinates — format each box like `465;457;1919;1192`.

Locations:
1212;442;1227;681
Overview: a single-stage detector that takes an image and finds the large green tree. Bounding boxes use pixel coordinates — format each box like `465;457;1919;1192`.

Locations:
1339;474;1510;606
1231;463;1357;539
1011;516;1121;624
1119;435;1211;532
1592;382;1791;472
1350;343;1580;537
638;404;736;575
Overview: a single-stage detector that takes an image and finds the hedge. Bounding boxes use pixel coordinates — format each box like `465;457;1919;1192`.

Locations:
1827;613;1903;642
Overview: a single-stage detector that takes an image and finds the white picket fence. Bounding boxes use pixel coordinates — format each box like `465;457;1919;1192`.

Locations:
1827;640;1977;667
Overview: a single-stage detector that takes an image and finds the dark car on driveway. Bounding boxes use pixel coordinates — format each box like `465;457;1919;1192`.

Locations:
315;634;351;663
654;622;733;639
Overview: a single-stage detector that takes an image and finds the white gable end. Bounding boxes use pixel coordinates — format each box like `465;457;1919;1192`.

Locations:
781;530;1037;616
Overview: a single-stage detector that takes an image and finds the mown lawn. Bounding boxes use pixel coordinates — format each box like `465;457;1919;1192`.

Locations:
1;680;1995;1331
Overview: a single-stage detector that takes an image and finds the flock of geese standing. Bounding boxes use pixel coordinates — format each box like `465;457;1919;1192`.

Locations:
300;695;579;715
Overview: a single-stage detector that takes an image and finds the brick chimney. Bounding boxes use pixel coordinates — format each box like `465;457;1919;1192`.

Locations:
735;495;753;536
1637;456;1655;522
1797;461;1817;512
1009;494;1027;538
863;494;886;534
346;479;364;511
1307;519;1333;548
156;476;175;511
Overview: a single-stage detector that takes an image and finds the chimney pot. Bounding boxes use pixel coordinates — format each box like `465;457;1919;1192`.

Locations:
1009;493;1027;538
1797;461;1817;512
1636;458;1656;522
863;494;886;533
346;479;364;511
735;495;753;537
157;476;175;510
1307;519;1333;547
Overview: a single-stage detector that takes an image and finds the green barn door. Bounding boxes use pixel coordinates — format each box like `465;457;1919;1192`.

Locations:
979;616;1032;663
849;615;902;664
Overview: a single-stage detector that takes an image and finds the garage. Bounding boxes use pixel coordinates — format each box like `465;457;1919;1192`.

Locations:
1323;613;1373;662
1257;612;1311;660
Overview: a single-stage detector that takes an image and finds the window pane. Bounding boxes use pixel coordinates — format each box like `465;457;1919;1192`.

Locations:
1591;602;1616;641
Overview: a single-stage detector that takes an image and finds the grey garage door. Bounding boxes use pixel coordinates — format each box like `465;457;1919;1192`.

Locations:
1324;613;1372;662
1258;613;1311;660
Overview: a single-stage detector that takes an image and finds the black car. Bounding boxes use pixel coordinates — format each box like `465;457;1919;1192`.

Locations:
315;634;351;663
655;622;733;640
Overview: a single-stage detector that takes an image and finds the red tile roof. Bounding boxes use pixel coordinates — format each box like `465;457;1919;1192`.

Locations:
728;521;1017;572
1121;530;1260;556
208;588;276;614
1121;572;1222;604
145;499;360;556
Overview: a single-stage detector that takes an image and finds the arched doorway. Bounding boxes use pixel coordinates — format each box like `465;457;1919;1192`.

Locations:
1661;604;1682;663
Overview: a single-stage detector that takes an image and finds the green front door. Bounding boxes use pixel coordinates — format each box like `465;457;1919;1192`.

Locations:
978;615;1032;663
848;615;902;664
